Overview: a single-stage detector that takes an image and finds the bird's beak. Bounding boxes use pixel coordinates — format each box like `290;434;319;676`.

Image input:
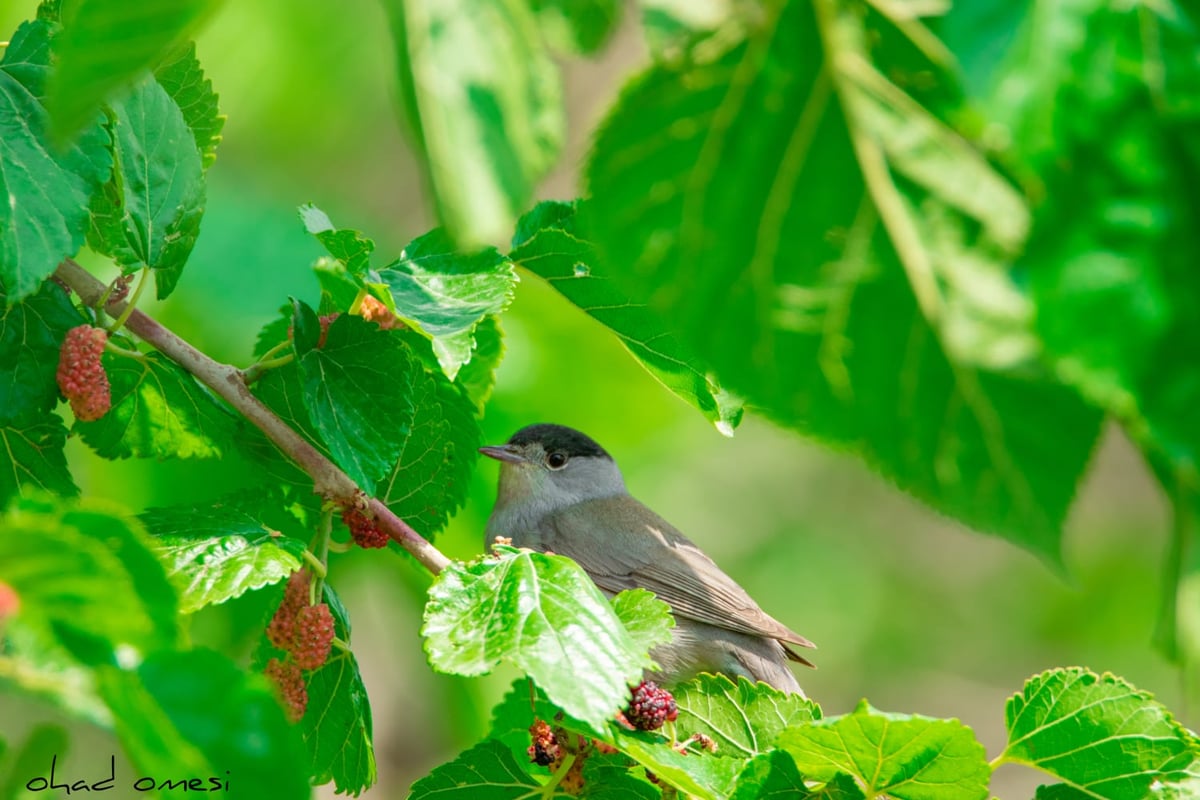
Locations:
478;444;526;464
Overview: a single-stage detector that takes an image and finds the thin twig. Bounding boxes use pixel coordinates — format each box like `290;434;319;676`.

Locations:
54;258;451;574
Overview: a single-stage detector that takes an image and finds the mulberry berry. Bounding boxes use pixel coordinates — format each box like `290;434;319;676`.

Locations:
528;719;560;767
359;295;405;330
265;658;307;722
56;325;111;421
266;570;309;650
343;506;388;549
292;603;335;670
625;680;677;731
0;580;19;619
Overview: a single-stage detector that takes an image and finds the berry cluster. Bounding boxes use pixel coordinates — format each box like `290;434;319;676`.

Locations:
56;325;111;422
527;719;560;767
342;506;388;549
263;570;336;721
526;720;589;796
286;312;339;349
358;295;405;330
625;680;678;731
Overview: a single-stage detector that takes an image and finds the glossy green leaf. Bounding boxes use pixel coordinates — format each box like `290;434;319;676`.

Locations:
384;0;563;245
455;314;504;413
154;42;224;169
300;584;376;796
301;204;375;276
409;739;551;799
47;0;218;140
376;364;479;536
0;413;76;506
376;229;518;378
730;752;865;800
673;673;820;758
580;752;661;800
999;668;1195;800
0;282;82;420
780;700;990;800
0;19;111;300
609;589;675;664
585;0;1103;564
511;200;743;434
422;548;657;730
75;351;236;460
87;76;205;299
293;307;420;490
140;492;306;613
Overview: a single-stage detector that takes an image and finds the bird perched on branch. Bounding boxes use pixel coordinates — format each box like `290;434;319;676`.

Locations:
480;423;814;694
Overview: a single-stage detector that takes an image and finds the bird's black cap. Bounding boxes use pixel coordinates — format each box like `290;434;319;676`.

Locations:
507;424;610;459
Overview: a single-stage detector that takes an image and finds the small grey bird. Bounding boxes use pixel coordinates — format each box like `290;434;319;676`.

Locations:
480;423;815;694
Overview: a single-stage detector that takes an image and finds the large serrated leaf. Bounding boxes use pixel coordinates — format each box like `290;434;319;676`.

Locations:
731;752;865;800
75;351;236;460
1000;668;1195;800
779;699;991;800
409;740;549;799
0;19;111;300
422;548;657;730
673;673;820;759
0;412;76;506
153;42;223;169
510;200;743;435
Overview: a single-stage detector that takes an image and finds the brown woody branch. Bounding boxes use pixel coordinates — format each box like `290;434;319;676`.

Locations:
55;258;450;575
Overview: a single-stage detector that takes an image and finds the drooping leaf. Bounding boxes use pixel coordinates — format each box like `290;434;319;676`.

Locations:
454;314;504;413
585;0;1103;563
140;491;307;613
779;699;991;800
422;548;658;730
376;228;518;378
293;306;420;490
154;42;224;169
672;673;821;758
510;200;743;434
376;364;479;536
0;18;111;300
0;412;76;506
384;0;563;245
0;282;82;419
75;351;236;460
46;0;218;141
300;583;376;796
999;668;1195;800
86;76;205;299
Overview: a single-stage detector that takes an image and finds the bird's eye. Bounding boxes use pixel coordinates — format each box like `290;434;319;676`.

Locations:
546;452;569;469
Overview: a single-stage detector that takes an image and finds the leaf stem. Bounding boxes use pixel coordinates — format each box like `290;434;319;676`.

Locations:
109;267;150;334
309;508;333;605
53;258;451;575
348;287;368;315
103;340;146;361
300;545;328;581
242;353;295;384
541;753;575;799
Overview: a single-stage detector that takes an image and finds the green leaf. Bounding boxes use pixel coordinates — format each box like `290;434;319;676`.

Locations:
301;204;375;276
585;0;1103;563
730;752;866;800
47;0;218;141
531;0;621;54
637;0;734;57
780;699;990;800
384;0;563;246
293;308;420;490
510;200;743;434
87;76;205;299
74;351;236;459
98;649;308;800
241;359;331;490
301;583;377;796
376;364;479;536
0;282;82;420
673;673;820;759
455;314;504;413
154;42;224;169
609;588;675;662
0;725;69;800
422;548;657;730
0;617;110;725
409;739;550;799
999;668;1195;800
0;412;76;507
580;752;662;800
377;229;518;378
0;495;178;663
0;19;112;300
140;491;307;613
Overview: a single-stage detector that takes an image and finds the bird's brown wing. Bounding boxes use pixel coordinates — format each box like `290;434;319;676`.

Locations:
536;495;816;656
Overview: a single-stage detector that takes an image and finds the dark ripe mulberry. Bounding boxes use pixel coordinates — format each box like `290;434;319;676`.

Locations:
56;325;111;421
343;506;388;549
265;658;307;722
625;680;678;731
527;719;560;767
292;603;335;670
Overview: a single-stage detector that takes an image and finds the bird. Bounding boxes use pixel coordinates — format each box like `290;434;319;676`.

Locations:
479;423;814;694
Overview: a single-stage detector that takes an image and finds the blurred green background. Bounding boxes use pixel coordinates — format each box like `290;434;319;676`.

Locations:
0;1;1181;797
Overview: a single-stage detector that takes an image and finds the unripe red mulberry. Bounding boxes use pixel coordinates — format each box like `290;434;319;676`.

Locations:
266;570;309;650
342;506;388;549
265;658;307;722
625;681;677;731
0;580;19;620
358;295;405;330
56;325;111;421
292;603;335;670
